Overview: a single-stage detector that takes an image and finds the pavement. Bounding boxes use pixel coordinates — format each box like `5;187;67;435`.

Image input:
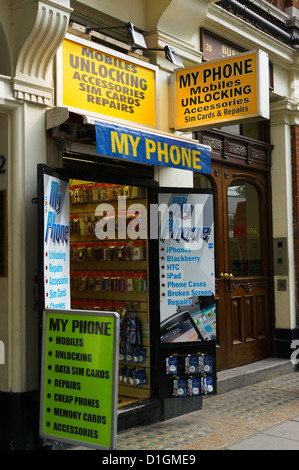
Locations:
116;364;299;450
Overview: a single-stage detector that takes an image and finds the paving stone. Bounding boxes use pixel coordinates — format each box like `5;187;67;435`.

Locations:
227;433;299;450
117;371;299;450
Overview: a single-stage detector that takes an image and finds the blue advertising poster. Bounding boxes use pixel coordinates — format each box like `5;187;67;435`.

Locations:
158;191;215;343
43;174;70;310
95;120;211;174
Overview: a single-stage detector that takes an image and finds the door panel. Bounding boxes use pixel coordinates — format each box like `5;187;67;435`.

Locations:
203;163;271;370
226;281;269;367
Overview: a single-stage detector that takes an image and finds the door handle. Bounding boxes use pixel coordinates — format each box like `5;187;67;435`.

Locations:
220;272;233;280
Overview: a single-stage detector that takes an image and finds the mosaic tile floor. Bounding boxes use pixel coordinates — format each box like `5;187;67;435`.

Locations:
116;372;299;450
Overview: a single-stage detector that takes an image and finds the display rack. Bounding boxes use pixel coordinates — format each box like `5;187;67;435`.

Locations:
69;181;150;401
165;352;214;397
158;343;217;399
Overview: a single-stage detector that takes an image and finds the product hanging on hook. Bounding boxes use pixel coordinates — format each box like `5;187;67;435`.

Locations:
130;305;137;346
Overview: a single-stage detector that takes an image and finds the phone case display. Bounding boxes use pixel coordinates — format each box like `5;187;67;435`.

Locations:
70;183;145;204
70;181;150;401
70;270;147;293
165;353;215;397
70;241;147;262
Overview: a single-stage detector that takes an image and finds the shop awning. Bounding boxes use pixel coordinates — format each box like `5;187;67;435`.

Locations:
46;108;211;174
94;120;211;174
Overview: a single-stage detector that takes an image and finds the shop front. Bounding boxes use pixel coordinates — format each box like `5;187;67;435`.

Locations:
1;0;296;451
38;27;276;444
38;33;217;443
38;140;216;437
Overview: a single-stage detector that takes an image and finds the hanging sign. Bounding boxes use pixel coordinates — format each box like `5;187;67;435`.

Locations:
170;49;269;131
57;34;157;128
40;309;119;450
158;190;215;343
95;120;211;174
43;173;70;310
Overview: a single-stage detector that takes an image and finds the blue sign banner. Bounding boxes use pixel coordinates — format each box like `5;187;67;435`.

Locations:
95;121;211;174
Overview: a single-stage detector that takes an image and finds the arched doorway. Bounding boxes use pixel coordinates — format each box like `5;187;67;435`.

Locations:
194;129;273;370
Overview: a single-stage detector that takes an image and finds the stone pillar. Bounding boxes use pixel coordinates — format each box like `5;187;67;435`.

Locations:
270;98;298;358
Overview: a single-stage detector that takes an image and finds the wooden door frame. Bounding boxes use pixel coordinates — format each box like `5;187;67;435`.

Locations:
223;168;271;368
194;129;275;370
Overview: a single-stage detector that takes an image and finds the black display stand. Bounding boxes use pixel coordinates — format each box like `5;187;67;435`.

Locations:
159;342;216;398
158;342;216;420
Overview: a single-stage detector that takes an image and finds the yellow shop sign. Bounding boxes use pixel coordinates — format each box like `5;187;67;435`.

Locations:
57;34;157;128
170;50;269;131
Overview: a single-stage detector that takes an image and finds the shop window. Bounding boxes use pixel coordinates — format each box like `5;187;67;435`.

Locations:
69;180;150;407
228;181;261;277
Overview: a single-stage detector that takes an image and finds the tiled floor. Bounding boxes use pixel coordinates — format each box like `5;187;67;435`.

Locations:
117;422;219;450
117;372;299;450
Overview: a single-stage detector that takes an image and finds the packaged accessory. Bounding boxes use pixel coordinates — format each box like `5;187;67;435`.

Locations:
203;356;213;373
166;357;178;375
185;355;199;374
137;347;146;364
188;377;201;396
177;379;187;396
134;369;147;386
201;376;214;394
129;307;137;346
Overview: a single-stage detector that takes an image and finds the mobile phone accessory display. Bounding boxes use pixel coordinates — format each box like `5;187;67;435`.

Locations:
70;182;150;402
165;353;215;397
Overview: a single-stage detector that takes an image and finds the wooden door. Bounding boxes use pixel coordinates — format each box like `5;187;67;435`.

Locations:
195;161;272;370
214;163;271;370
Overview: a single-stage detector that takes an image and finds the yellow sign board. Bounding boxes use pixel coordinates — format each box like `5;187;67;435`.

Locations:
170;50;269;131
58;35;157;128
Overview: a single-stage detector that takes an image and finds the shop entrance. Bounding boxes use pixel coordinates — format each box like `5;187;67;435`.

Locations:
194;131;273;371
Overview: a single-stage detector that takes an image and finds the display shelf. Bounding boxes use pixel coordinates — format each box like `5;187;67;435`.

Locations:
71;260;147;270
158;345;217;399
69;180;150;401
